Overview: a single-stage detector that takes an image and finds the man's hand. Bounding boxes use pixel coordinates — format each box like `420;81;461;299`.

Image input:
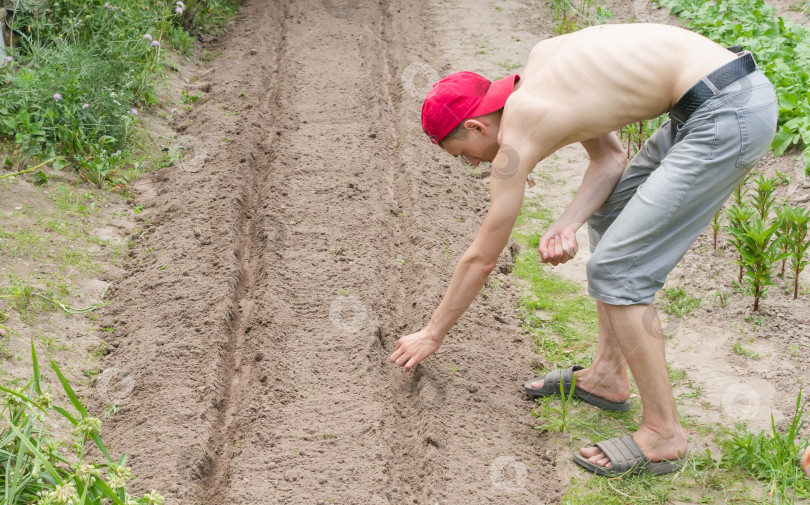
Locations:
390;328;443;370
538;224;579;265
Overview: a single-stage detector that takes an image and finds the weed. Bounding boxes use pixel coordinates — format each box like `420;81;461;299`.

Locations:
732;340;761;360
660;285;701;317
720;388;810;502
0;340;165;504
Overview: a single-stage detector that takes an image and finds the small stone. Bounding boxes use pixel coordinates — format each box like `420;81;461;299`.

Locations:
249;49;258;55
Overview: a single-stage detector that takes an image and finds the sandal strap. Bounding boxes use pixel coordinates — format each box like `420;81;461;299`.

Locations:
541;365;583;395
594;435;647;473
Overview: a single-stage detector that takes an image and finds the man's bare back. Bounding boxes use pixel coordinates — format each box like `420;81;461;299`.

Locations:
503;24;738;156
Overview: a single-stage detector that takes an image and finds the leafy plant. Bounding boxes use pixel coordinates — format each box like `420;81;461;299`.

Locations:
725;204;755;284
726;212;789;311
663;0;810;176
660;285;702;317
721;387;810;502
0;340;165;504
750;173;778;220
784;205;810;299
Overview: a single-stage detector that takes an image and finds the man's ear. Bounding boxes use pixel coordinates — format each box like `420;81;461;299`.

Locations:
463;118;486;134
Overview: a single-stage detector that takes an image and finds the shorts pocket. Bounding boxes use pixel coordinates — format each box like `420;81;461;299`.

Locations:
735;98;778;169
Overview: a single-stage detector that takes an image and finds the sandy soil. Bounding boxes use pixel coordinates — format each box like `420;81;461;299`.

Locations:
79;0;810;504
94;0;563;503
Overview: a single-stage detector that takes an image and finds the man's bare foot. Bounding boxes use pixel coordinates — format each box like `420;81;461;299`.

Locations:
579;424;688;468
530;366;630;404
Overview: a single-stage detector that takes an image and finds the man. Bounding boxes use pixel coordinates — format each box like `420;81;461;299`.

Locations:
388;23;778;476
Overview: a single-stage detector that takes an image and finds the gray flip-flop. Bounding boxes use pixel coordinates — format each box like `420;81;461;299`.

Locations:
572;434;685;477
523;365;631;412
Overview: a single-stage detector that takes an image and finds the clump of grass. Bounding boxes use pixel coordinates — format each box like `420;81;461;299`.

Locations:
0;0;240;187
720;388;810;503
659;285;701;317
0;340;164;504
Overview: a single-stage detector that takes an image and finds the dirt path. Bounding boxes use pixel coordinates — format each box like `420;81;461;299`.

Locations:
96;0;562;503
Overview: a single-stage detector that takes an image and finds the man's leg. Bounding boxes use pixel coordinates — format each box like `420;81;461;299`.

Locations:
530;301;629;404
581;72;778;468
579;303;686;467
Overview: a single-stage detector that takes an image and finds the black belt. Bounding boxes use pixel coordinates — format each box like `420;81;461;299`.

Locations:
669;50;757;124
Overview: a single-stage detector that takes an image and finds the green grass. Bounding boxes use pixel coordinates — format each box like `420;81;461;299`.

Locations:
511;198;598;371
512;195;805;504
732;340;762;360
659;285;702;317
0;0;241;187
0;340;165;504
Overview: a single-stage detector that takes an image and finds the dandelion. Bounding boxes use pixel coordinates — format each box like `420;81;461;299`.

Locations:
143;33;152;41
130;108;138;115
82;103;89;109
151;40;160;47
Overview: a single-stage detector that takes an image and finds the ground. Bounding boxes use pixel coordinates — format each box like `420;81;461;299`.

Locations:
1;0;809;504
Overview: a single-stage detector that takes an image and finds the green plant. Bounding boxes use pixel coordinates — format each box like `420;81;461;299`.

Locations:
726;212;788;311
750;173;778;220
725;204;755;284
710;209;723;250
531;374;578;433
618;115;666;157
663;0;810;176
660;285;702;317
720;387;810;502
0;340;165;504
784;205;810;299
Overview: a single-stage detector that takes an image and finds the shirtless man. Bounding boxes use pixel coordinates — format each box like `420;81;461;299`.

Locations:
388;23;778;476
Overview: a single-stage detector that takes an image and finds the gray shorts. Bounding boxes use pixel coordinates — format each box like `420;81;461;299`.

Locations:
586;69;778;305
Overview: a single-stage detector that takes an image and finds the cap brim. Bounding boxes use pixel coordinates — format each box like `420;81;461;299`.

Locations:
469;74;520;118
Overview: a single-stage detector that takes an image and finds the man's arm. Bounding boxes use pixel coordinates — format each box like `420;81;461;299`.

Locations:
538;133;628;265
389;142;539;370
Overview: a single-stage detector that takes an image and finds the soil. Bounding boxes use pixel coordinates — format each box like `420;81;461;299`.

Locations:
1;0;803;503
93;0;564;503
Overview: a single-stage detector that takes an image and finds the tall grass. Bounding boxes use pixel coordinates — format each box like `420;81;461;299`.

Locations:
0;0;240;187
0;340;162;504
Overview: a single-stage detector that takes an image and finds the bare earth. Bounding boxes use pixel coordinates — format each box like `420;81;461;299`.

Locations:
94;0;563;503
84;0;810;503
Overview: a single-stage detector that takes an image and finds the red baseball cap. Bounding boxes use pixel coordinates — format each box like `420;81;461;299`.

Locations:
421;71;520;145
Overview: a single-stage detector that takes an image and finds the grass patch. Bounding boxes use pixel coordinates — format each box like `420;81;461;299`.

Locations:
659;285;702;317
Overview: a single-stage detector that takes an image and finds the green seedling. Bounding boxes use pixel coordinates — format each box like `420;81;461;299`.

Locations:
710;208;723;250
784;205;810;299
750;174;778;220
725;204;755;284
726;213;789;311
